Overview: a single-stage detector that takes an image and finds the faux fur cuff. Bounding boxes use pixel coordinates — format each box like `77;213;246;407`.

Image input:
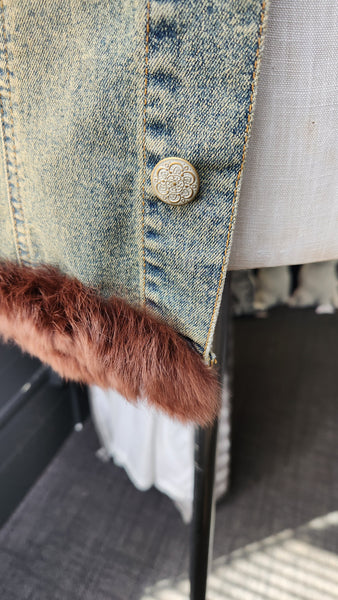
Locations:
0;262;219;424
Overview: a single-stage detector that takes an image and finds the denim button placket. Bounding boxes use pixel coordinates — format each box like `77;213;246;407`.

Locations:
142;0;268;356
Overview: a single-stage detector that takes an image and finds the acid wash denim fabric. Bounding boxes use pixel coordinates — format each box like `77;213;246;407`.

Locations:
0;1;268;359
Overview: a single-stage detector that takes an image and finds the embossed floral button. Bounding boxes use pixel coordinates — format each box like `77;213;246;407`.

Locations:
151;157;199;206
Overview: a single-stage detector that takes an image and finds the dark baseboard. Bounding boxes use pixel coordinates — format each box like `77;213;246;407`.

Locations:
0;343;89;528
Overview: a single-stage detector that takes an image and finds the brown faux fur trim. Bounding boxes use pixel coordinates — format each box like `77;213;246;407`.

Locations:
0;262;219;424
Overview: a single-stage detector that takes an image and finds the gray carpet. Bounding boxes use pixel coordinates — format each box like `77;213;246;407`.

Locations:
1;307;338;599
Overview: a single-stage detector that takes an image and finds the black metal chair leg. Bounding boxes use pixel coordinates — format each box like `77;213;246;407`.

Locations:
190;274;232;600
190;420;218;600
69;382;85;432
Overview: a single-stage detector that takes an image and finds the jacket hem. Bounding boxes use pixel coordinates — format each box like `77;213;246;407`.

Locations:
0;261;219;425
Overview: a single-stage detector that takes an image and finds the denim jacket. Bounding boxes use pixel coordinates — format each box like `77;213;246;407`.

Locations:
0;0;268;424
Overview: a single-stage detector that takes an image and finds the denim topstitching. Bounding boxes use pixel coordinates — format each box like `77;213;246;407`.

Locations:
0;0;30;266
141;0;151;306
0;60;18;260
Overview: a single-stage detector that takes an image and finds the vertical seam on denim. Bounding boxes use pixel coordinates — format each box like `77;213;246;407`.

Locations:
141;0;151;305
0;0;30;265
0;76;20;262
203;0;267;359
0;0;20;263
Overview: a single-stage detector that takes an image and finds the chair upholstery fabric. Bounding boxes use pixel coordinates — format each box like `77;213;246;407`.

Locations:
229;0;338;270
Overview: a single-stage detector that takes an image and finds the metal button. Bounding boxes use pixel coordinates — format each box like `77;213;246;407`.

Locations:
151;157;199;206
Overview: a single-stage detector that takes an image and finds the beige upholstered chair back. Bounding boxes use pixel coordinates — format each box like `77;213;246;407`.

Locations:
229;0;338;271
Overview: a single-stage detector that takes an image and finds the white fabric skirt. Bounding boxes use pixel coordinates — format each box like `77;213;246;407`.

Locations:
89;377;231;522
